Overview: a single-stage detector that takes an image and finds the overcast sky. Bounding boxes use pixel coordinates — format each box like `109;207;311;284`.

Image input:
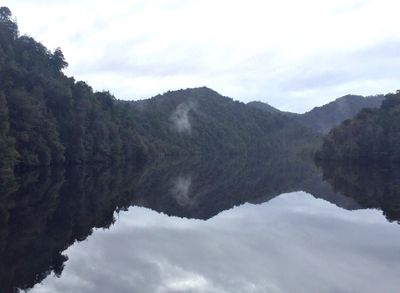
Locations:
3;0;400;112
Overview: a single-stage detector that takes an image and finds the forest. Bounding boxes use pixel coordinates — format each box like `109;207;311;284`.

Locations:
1;6;399;172
0;7;320;172
317;91;400;162
248;94;384;133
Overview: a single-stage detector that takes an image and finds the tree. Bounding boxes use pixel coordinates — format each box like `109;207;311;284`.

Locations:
0;7;18;39
51;47;68;71
317;91;400;162
0;7;11;22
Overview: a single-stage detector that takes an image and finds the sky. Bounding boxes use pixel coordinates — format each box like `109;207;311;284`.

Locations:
2;0;400;113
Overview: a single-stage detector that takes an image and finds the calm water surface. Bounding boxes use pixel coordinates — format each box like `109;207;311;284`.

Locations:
33;192;400;293
0;157;399;292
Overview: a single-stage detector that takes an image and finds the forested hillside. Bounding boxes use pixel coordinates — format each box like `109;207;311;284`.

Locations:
129;88;320;158
248;94;384;133
316;91;400;162
296;94;384;133
0;7;152;170
0;7;320;171
246;101;281;114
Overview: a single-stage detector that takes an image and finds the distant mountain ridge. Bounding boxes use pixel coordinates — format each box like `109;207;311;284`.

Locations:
294;94;384;133
248;94;384;133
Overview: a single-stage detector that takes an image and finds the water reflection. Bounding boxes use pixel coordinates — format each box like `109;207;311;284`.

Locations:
0;156;399;292
31;193;400;293
130;156;360;219
0;165;142;293
318;162;400;223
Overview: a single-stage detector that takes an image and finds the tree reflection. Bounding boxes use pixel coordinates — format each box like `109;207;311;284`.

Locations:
0;156;398;292
319;162;400;223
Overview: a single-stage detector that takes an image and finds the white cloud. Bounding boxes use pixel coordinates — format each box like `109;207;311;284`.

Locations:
3;0;400;112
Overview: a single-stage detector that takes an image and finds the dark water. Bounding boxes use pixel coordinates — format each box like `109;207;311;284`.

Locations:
1;156;399;293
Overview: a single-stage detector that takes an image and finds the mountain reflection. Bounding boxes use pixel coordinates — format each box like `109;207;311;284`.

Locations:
129;155;359;219
0;156;399;292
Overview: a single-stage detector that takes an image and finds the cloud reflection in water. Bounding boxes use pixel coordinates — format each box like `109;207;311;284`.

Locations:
31;192;400;293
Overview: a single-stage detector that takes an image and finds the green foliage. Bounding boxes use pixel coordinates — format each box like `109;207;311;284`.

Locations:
317;91;400;163
51;47;68;71
129;87;321;159
0;8;148;169
0;7;320;170
0;6;17;41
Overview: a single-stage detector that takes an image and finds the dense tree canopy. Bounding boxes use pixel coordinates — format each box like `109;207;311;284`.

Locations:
0;7;321;172
316;91;400;163
0;7;155;170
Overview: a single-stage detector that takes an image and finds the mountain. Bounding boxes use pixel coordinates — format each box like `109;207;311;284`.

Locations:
0;7;320;171
316;91;400;163
246;101;281;114
248;94;384;133
128;87;321;158
296;94;384;133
